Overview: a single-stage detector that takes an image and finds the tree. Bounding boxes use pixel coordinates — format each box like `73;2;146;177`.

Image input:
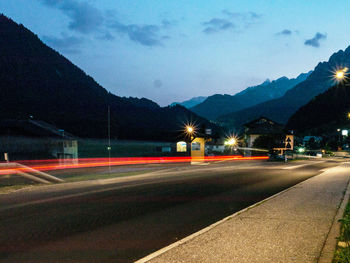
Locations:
253;134;284;150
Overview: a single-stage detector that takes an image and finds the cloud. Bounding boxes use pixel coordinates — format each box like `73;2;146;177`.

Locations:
40;0;103;34
162;35;171;40
304;32;327;48
110;22;162;46
222;9;262;28
96;32;115;41
39;0;171;47
202;10;261;35
42;34;83;53
202;18;234;34
153;79;162;89
161;19;176;28
249;12;261;19
223;10;262;20
276;29;292;36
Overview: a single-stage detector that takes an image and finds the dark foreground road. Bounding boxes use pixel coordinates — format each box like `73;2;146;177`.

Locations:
0;159;342;263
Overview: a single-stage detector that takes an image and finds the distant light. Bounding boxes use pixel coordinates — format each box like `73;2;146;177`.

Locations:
334;67;348;81
186;126;194;134
298;147;305;153
336;71;345;79
225;137;237;146
342;129;348;136
337;128;341;132
348;112;350;119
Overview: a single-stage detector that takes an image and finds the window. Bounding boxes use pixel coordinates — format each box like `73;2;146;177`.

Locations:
176;141;187;152
191;142;201;151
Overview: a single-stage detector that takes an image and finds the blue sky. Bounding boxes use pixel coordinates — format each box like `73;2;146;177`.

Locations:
1;0;350;105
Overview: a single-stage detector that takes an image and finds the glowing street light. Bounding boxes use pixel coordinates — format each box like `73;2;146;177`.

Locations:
336;70;345;80
225;137;237;146
186;126;194;134
334;67;348;82
184;124;196;142
347;112;350;119
298;147;305;153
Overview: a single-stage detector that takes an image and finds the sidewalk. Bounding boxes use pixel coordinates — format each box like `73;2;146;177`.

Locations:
137;162;350;263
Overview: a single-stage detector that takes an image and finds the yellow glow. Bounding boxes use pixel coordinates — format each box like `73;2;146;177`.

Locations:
336;70;345;79
186;126;194;134
334;67;348;81
348;112;350;119
225;137;237;146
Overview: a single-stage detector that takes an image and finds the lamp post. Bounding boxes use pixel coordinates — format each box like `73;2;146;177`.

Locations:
185;125;195;142
334;68;348;86
336;70;345;80
184;124;196;158
225;136;238;154
225;137;237;147
108;106;111;173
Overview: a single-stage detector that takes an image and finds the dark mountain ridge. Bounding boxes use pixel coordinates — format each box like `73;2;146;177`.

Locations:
170;96;207;109
0;14;216;140
218;47;350;128
286;81;350;135
191;72;310;120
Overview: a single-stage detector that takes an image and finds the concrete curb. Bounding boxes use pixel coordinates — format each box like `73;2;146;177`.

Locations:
318;166;350;263
134;171;319;263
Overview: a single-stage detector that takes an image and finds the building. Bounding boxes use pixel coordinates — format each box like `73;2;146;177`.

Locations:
244;117;285;148
0;119;78;161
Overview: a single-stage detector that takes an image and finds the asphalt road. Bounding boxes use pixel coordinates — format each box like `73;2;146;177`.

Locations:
0;159;342;263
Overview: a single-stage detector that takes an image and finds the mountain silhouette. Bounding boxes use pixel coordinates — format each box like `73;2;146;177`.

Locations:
287;80;350;134
217;47;350;128
0;14;216;140
191;73;310;120
170;96;207;109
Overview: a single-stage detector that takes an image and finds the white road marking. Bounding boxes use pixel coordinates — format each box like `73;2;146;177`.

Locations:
283;161;325;170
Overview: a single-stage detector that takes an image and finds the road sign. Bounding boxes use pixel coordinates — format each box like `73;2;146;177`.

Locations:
285;135;294;150
273;148;285;155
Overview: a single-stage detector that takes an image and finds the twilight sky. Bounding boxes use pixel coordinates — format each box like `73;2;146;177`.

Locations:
1;0;350;106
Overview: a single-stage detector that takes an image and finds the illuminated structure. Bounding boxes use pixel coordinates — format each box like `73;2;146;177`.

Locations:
243;117;284;148
0;119;78;162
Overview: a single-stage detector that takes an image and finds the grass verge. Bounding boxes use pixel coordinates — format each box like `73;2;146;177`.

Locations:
333;201;350;262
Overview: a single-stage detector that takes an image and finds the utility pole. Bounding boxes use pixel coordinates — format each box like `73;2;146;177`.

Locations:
108;106;111;173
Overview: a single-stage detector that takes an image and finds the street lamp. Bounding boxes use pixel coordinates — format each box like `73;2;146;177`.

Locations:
225;136;238;154
298;147;305;153
225;137;237;146
184;124;196;142
336;70;345;80
186;126;194;134
334;67;348;82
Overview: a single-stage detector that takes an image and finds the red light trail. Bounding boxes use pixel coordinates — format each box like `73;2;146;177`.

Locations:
0;155;268;175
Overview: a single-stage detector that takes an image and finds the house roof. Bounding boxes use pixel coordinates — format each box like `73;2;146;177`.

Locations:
0;119;76;139
244;117;284;135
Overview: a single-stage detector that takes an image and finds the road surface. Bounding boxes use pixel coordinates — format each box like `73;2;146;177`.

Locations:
0;159;342;263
